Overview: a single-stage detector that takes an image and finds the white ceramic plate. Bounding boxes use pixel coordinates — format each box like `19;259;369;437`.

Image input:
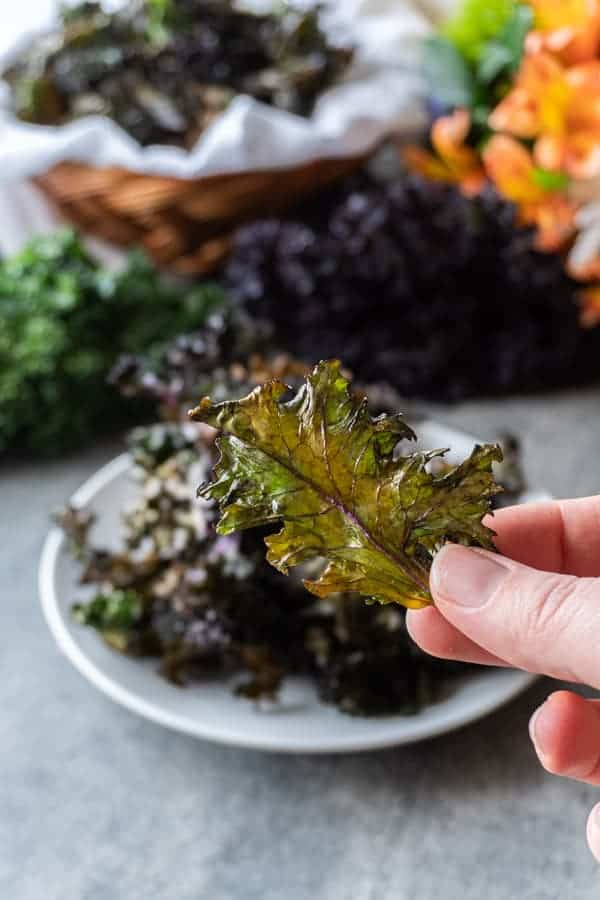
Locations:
39;422;542;753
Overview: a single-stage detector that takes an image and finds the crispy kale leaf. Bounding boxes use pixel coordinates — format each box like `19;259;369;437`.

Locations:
191;360;502;609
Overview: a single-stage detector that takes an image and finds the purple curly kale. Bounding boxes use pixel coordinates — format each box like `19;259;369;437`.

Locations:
225;173;600;401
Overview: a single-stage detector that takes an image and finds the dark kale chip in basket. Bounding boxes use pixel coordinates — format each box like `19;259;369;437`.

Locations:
4;0;353;148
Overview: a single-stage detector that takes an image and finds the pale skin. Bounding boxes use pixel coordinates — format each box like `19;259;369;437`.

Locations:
405;497;600;861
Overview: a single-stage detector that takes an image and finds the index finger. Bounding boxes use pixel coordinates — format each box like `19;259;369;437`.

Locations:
488;496;600;577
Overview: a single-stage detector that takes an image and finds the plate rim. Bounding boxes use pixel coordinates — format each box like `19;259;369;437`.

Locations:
39;447;539;754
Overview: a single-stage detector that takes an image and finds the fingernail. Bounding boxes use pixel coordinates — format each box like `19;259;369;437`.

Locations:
529;703;547;751
528;700;555;768
431;545;508;608
589;804;600;838
587;804;600;863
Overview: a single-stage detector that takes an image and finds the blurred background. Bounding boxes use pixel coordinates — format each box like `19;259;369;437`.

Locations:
2;1;600;898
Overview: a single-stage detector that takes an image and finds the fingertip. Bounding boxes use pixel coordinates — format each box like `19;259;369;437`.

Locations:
428;543;457;600
405;606;442;650
407;605;472;659
587;804;600;863
540;690;584;726
529;691;580;773
429;545;597;683
406;605;504;667
530;691;600;779
429;543;508;612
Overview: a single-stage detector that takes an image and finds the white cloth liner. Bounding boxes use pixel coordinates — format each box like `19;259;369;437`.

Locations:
0;0;458;254
0;0;456;181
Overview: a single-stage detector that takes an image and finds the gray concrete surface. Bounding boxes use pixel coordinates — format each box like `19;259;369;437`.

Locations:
3;387;600;900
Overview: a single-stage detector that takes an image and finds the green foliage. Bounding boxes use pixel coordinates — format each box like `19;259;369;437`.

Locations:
443;0;517;62
72;589;143;631
425;0;531;133
423;36;476;109
476;4;533;83
144;0;174;45
72;588;145;652
532;167;570;192
0;229;227;456
193;360;502;609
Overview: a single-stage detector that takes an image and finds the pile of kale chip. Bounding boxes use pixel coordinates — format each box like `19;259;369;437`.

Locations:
4;0;353;148
59;322;525;717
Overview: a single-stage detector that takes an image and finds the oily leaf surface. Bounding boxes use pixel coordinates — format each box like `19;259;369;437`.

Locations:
191;360;502;608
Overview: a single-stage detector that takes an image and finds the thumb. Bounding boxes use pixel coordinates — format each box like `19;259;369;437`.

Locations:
430;545;600;687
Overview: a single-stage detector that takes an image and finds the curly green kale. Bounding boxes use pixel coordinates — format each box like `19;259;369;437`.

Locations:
191;360;502;608
0;229;227;455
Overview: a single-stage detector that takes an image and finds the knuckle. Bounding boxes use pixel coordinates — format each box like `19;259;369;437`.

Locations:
515;573;580;646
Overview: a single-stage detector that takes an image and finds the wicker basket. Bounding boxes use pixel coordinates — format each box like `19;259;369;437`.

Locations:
34;155;364;274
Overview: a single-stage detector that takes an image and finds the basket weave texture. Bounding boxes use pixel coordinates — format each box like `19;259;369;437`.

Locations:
34;155;363;274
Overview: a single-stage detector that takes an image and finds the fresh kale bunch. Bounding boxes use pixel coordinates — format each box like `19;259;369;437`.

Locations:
225;172;599;400
0;229;227;455
193;360;502;608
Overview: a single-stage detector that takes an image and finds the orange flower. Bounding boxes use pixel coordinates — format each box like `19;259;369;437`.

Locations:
404;109;485;196
579;284;600;326
489;53;600;179
483;134;576;250
525;0;600;64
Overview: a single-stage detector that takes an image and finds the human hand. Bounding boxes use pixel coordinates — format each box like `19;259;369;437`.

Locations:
406;497;600;861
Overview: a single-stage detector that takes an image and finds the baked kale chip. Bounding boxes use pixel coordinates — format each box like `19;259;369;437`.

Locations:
191;360;502;608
